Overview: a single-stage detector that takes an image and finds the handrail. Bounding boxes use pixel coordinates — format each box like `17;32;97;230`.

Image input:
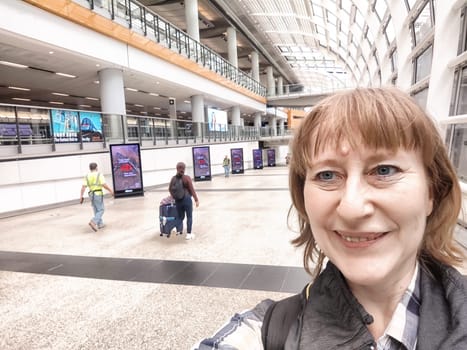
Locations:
85;0;266;97
0;103;291;155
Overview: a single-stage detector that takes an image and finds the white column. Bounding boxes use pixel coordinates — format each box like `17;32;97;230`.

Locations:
251;51;259;81
254;112;262;129
227;27;238;68
279;119;285;136
277;76;284;95
266;66;275;96
231;106;241;126
269;116;277;136
191;94;204;137
98;68;126;143
285;85;290;94
184;0;199;41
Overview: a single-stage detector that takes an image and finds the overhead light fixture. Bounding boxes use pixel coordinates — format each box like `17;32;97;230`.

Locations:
0;60;28;69
85;97;99;100
49;101;64;105
125;87;138;92
56;72;76;78
12;97;31;101
134;104;144;107
153;107;161;110
79;104;91;108
52;92;69;96
8;86;30;91
93;80;100;84
49;51;54;54
184;100;191;104
149;92;159;96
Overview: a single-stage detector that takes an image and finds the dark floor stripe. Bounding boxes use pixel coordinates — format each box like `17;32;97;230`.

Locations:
150;188;289;192
0;251;310;293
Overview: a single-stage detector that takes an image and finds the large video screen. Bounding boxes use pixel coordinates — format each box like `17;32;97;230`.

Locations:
79;112;103;142
230;148;244;174
207;108;228;132
109;143;144;198
253;149;263;169
267;149;276;167
192;146;212;181
50;109;80;143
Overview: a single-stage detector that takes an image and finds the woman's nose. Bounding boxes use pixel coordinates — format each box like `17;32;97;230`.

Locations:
336;177;374;219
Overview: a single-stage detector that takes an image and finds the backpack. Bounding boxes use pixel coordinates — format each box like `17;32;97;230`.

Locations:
170;175;186;200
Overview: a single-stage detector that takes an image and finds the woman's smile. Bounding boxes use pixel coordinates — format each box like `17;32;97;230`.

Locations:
334;230;389;247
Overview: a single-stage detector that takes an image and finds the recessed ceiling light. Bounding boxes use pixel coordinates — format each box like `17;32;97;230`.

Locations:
93;80;100;84
12;97;31;101
134;104;144;107
8;86;30;91
0;60;28;69
79;104;91;108
52;92;69;96
49;51;54;54
149;92;159;96
125;87;138;92
55;72;76;78
85;97;99;100
96;64;100;67
153;107;161;110
49;101;64;105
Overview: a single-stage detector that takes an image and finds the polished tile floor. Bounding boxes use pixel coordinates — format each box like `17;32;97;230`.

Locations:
0;166;465;350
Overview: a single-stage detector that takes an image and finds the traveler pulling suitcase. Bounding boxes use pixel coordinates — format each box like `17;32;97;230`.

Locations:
159;203;182;238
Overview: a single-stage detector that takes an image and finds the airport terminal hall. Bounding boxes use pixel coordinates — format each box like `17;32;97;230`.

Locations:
1;0;467;349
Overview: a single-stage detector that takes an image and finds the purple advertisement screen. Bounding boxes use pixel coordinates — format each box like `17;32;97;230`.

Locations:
109;143;144;197
267;149;276;166
253;149;263;169
192;146;211;181
230;148;244;174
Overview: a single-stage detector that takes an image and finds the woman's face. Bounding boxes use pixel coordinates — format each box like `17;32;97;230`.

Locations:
304;141;433;287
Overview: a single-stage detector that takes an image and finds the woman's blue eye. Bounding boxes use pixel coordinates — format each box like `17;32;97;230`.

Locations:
317;171;335;180
375;165;397;176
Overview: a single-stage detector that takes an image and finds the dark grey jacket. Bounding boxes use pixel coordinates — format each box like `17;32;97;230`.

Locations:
264;260;467;350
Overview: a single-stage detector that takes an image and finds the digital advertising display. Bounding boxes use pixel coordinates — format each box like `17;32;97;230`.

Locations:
192;146;212;181
267;149;276;167
79;112;103;142
252;149;263;169
230;148;244;174
207;108;228;132
109;143;144;198
50;109;80;143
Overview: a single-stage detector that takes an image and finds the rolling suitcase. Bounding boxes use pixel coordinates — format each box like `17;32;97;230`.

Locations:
159;203;182;237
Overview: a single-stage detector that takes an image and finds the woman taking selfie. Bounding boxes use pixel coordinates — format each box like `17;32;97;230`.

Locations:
194;87;467;350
